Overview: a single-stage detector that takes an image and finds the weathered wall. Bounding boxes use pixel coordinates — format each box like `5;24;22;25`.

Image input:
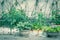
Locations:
0;0;60;17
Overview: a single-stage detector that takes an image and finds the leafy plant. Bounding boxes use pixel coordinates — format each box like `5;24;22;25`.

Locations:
32;22;42;30
29;12;48;30
16;22;32;31
0;6;28;34
44;26;60;32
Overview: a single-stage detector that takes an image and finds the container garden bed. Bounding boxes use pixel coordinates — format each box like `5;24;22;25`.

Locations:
46;32;59;37
16;22;32;37
19;30;30;37
44;26;60;37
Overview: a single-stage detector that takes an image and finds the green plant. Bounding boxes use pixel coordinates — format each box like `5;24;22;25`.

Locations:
0;6;28;34
32;23;42;30
44;26;60;32
29;12;48;30
56;26;60;32
16;22;32;31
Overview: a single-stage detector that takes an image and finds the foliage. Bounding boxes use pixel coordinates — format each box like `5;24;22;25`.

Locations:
38;12;47;26
51;10;60;25
0;12;9;26
44;26;60;32
55;14;60;25
32;23;43;30
9;6;28;25
30;12;47;30
16;22;32;31
0;6;28;29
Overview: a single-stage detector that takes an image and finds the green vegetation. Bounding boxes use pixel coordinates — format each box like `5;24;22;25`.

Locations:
0;2;60;33
0;6;28;34
1;9;60;32
44;26;60;32
16;22;32;31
